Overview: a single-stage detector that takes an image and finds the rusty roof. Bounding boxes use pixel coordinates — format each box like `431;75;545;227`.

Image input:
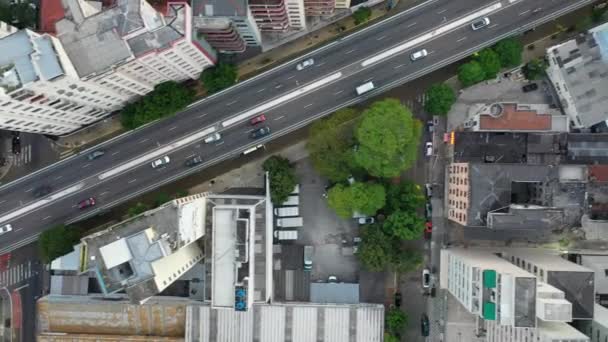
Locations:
479;103;552;131
589;165;608;182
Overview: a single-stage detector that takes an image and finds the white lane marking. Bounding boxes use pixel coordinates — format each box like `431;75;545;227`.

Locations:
275;84;283;89
437;8;447;14
15;228;22;232
55;176;62;180
256;88;266;93
489;23;498;28
428;50;436;55
407;22;417;28
274;115;285;121
111;151;120;156
457;36;467;42
364;77;374;82
377;35;386;41
0;200;5;205
169;126;177;131
82;163;91;168
71;204;77;208
42;216;51;221
519;9;530;15
99;191;109;196
316;62;326;67
334;90;344;95
226;100;237;106
345;49;355;54
304;103;313;108
286;75;295;80
361;2;502;67
394;64;405;69
198;113;208;118
215;141;225;146
24;188;32;193
128;179;137;184
139;138;149;144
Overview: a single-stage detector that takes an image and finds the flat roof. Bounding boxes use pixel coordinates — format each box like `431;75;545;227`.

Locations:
99;238;133;269
477;103;555;131
310;283;360;304
192;0;248;17
211;208;238;308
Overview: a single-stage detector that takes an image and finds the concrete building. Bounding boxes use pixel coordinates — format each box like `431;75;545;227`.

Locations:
304;0;335;16
580;303;608;342
249;0;291;32
546;22;608;129
463;103;569;132
334;0;350;9
192;0;262;53
285;0;307;30
440;247;592;342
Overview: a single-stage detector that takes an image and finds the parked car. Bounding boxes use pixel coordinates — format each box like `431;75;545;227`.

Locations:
522;83;539;92
425;202;432;218
410;48;428;61
0;224;12;236
425;183;432;197
353;236;361;254
185;155;203;167
78;197;96;209
421;314;430;336
250;126;271;139
296;58;315;71
151;156;170;169
424;221;432;240
204;133;222;144
250;114;266;125
87;150;105;160
425;142;433;157
11;137;20;155
422;268;431;288
427;120;434;133
33;185;52;198
471;17;490;30
328;276;338;283
394;291;402;307
358;217;375;225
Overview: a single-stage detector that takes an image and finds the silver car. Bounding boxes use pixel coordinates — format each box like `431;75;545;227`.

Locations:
151;156;170;168
0;224;12;236
471;17;490;30
296;58;315;71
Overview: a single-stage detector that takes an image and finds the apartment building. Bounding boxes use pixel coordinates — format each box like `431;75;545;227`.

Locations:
249;0;291;31
304;0;335;16
285;0;307;29
192;0;262;53
440;247;592;342
334;0;351;9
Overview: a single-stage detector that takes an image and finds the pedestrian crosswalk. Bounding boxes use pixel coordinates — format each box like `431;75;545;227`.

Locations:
8;144;31;167
0;262;32;287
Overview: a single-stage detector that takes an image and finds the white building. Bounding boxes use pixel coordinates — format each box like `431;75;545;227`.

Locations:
285;0;307;30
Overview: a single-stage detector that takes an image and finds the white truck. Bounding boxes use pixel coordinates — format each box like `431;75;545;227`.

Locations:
274;230;298;240
281;195;300;206
291;184;300;195
303;246;313;270
276;217;303;228
274;206;299;217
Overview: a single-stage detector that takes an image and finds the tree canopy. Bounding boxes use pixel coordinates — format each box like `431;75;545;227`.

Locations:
0;2;36;30
120;81;195;130
201;62;238;94
458;61;485;87
39;225;82;263
353;99;421;178
476;48;501;79
523;58;547;80
383;210;425;240
385;180;425;214
353;7;372;25
494;37;523;67
307;108;360;181
357;225;423;273
424;83;456;115
127;202;149;217
327;182;386;218
262;156;298;205
385;308;408;336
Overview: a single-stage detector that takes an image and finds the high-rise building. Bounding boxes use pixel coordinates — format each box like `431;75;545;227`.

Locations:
303;0;335;16
249;0;291;32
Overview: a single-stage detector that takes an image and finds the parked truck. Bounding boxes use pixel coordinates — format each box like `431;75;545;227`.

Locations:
280;195;300;206
276;217;303;228
303;246;313;270
274;230;298;240
274;206;299;217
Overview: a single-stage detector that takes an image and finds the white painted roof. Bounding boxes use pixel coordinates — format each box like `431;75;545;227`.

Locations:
99;238;132;269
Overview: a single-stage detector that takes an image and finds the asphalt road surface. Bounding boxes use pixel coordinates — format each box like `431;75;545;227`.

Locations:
0;0;595;253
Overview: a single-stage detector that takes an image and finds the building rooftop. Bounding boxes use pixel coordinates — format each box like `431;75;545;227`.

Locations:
589;165;608;182
487;205;566;230
39;0;66;34
453;132;529;164
192;0;248;17
49;275;89;296
468;103;568;132
566;133;608;164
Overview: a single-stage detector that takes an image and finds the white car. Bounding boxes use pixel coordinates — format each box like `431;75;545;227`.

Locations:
358;217;375;225
422;268;431;288
204;133;222;144
296;58;315;71
0;224;12;236
471;17;490;30
151;156;170;169
425;142;433;157
410;49;428;61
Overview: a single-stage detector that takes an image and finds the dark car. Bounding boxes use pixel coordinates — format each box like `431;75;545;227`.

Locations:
522;83;538;92
250;126;271;139
425;202;432;218
87;150;105;160
33;185;52;198
420;313;430;337
250;114;266;125
11;137;20;155
185;155;203;167
78;197;96;209
394;292;402;307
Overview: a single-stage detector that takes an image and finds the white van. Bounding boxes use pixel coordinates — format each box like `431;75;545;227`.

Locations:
242;144;264;155
281;195;299;206
274;230;298;240
356;81;375;96
277;217;303;228
290;184;300;195
274;206;299;217
410;49;428;61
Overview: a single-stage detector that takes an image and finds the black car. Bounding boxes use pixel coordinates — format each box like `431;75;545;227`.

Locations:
185;155;203;167
11;136;20;155
394;292;402;307
522;83;538;92
250;126;271;139
33;185;52;198
420;313;430;337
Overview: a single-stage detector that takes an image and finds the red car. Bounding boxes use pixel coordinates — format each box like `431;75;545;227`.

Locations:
78;197;96;209
424;221;432;240
250;114;266;125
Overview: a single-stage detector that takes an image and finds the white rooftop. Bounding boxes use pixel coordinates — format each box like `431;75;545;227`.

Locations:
211;208;237;308
99;238;132;269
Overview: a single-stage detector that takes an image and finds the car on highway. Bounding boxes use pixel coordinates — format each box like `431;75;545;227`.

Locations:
33;185;52;198
204;133;222;144
250;114;266;125
185;155;203;167
296;58;314;71
410;48;428;61
420;313;430;336
522;83;538;92
471;17;490;30
87;150;105;160
250;126;271;139
151;156;170;169
78;197;96;209
425;141;433;157
422;268;431;288
0;224;12;236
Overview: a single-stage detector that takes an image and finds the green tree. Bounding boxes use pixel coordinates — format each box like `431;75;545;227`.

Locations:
357;225;394;271
385;180;425;214
307;108;360;181
458;61;485;87
424;83;455;115
353;7;372;25
154;193;171;207
354;99;422;178
476;48;501;79
494;37;523;67
38;225;81;263
386;308;408;336
383;210;425;240
392;249;423;273
523;58;547;80
127;202;149;217
327;182;386;218
263;156;298;205
201;62;238;94
384;333;400;342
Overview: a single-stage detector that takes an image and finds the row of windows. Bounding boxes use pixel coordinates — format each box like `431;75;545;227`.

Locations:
449;188;468;197
160;252;203;287
449;199;467;210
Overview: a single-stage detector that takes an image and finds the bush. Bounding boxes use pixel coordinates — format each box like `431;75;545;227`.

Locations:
424;83;455;115
523;58;547;80
458;61;485;87
39;225;82;263
127;202;149;217
353;7;372;25
201;62;238;94
386;308;408;336
263;156;298;205
120;81;195;130
494;37;523;68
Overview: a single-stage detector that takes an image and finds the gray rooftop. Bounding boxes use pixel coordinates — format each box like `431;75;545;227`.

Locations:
514;276;537;327
567;133;608;163
487;205;566;230
547;270;595;320
191;0;248;17
310;283;360;304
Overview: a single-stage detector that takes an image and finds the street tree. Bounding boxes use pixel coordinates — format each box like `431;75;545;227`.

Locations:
494;37;523;67
357;225;394;271
424;83;456;116
383;210;425;240
476;48;501;79
386;308;408;336
127;202;149;217
327;182;386;218
354;99;422;178
353;7;372;25
523;58;547;80
263;156;298;205
458;61;485;87
392;249;423;273
201;62;238;94
385;180;425;214
39;225;81;263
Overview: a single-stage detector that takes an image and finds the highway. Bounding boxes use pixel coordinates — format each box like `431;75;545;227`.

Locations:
0;0;595;253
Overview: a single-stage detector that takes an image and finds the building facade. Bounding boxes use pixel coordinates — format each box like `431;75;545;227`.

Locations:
285;0;307;29
304;0;335;16
249;0;291;32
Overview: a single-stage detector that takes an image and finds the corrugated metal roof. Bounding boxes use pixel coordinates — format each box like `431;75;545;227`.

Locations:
356;306;384;342
260;305;285;341
323;307;350;342
292;306;318;342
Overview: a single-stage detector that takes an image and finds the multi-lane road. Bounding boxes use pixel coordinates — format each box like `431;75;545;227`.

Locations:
0;0;595;253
